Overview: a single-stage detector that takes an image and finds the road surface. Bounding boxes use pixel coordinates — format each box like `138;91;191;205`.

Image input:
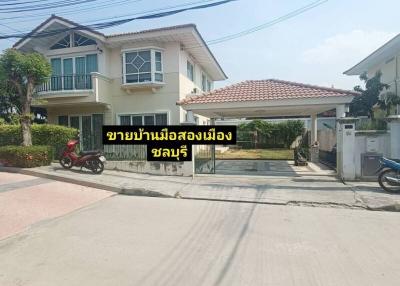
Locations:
1;192;400;285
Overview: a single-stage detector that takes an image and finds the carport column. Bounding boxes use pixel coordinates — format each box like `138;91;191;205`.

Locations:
337;118;358;181
336;104;348;177
311;114;318;144
310;114;319;163
386;115;400;159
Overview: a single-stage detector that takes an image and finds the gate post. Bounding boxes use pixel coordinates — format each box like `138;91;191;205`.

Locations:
181;110;197;177
386;115;400;159
337;118;358;181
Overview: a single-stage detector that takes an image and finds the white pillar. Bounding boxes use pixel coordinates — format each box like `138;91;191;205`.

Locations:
336;105;346;119
336;104;349;177
310;114;319;163
387;115;400;159
337;118;358;181
311;114;318;144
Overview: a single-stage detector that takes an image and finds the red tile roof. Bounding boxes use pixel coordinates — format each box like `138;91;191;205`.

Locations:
178;79;359;105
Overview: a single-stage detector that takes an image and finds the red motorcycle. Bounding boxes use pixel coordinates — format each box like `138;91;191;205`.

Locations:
59;139;106;174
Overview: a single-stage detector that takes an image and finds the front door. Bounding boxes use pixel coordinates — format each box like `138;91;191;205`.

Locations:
60;114;104;151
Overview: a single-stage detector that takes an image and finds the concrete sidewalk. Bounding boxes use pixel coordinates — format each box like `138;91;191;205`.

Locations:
1;163;400;211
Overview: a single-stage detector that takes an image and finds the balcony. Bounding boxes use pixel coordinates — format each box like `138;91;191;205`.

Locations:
33;73;112;107
37;74;93;93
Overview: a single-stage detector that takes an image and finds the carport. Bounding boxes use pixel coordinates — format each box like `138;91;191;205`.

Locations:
178;79;358;178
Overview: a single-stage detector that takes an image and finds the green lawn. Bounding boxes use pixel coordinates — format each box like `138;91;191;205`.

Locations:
216;149;294;160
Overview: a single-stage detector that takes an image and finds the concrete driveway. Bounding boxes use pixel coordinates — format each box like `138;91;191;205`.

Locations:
0;172;113;240
1;195;400;286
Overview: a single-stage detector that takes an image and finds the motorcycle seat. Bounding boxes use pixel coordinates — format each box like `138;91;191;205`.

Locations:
80;150;101;156
389;158;400;164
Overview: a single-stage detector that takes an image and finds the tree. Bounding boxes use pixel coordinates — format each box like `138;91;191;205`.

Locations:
349;71;389;119
0;65;19;120
0;49;51;146
377;91;400;116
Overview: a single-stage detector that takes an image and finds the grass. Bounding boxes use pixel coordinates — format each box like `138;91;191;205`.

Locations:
216;148;294;160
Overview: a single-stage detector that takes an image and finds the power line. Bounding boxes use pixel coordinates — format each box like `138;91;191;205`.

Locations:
0;0;236;39
0;0;100;13
0;0;210;25
187;0;328;48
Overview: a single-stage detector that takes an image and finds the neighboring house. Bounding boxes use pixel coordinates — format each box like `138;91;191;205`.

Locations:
344;34;400;98
14;15;227;150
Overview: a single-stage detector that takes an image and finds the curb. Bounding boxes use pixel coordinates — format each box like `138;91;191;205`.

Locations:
0;166;173;198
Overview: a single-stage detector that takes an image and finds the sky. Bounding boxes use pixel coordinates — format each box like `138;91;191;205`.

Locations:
0;0;398;90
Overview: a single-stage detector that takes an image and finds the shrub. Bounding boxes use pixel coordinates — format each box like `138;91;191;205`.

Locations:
0;145;54;168
0;124;78;158
237;120;305;149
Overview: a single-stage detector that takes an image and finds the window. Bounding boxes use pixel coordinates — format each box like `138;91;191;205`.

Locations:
51;35;71;50
155;51;163;82
50;54;98;90
57;114;104;150
58;115;69;126
201;72;212;92
123;49;163;84
187;61;194;82
206;79;212;92
74;33;97;47
50;32;96;50
119;113;168;126
202;73;207;91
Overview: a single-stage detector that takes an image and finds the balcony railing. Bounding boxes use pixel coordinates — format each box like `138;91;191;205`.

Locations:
37;74;93;93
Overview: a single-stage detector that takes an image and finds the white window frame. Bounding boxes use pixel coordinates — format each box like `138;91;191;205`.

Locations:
201;72;213;92
187;60;194;82
50;32;97;50
117;112;169;125
49;53;98;90
122;48;164;85
201;73;207;91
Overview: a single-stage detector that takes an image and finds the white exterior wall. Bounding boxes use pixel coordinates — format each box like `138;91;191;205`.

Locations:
178;48;213;125
354;132;390;178
367;54;399;95
108;42;182;125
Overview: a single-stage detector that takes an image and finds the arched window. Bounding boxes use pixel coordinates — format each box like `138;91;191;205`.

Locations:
50;33;96;50
74;33;97;47
50;35;71;50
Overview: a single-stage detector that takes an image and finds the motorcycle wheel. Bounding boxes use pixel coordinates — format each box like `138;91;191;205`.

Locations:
59;156;73;169
378;169;400;193
89;159;104;174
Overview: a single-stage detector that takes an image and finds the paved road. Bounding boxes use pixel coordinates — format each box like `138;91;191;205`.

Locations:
1;194;400;286
0;172;113;240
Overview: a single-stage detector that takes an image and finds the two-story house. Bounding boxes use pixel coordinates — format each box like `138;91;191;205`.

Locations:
14;15;227;150
344;33;400;115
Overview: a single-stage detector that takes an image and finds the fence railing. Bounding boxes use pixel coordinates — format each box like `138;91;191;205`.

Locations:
103;145;147;161
37;74;93;92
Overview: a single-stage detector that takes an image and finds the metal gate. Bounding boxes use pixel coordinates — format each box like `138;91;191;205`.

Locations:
194;145;215;174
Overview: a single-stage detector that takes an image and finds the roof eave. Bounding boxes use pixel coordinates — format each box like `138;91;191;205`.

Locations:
344;33;400;76
191;26;227;81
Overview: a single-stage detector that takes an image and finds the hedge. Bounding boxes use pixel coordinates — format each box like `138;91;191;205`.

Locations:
237;120;305;149
0;124;78;158
0;145;54;168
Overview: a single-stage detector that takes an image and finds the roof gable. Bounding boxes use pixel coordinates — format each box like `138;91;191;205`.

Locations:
13;15;105;51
